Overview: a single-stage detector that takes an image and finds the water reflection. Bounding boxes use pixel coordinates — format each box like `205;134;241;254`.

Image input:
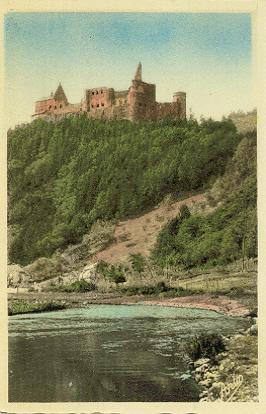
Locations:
9;304;249;402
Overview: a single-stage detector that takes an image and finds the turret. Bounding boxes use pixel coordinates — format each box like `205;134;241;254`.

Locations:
173;91;186;119
127;63;156;121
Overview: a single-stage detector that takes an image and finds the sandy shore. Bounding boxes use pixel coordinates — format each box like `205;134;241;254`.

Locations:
127;295;250;317
8;291;251;317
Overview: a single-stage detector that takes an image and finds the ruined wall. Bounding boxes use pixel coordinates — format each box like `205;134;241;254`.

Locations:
87;103;128;121
173;92;186;120
127;80;156;121
33;100;81;119
85;87;115;112
156;102;181;121
33;66;186;122
114;91;128;107
34;98;55;115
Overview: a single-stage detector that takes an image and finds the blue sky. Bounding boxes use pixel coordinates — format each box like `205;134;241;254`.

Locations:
4;12;253;126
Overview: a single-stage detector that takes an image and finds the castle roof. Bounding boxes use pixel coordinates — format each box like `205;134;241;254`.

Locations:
54;83;68;103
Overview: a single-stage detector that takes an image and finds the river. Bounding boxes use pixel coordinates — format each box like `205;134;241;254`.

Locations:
8;304;250;402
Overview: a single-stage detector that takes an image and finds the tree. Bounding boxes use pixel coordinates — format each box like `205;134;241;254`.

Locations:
129;253;146;275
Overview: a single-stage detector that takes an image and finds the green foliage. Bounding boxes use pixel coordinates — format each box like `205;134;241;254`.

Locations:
152;132;257;269
8;300;65;315
129;253;146;274
120;282;199;297
179;204;191;221
96;260;126;284
113;274;126;284
186;332;226;361
8;116;240;265
60;279;96;293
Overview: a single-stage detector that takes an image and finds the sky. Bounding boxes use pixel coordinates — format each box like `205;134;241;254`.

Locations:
4;12;254;127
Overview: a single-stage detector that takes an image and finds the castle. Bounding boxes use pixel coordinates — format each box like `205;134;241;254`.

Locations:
33;63;186;122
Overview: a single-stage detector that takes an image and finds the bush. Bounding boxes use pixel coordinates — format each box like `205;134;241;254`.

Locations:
96;261;126;284
8;300;65;315
186;332;226;361
129;253;146;274
61;279;96;293
113;274;126;284
121;282;194;297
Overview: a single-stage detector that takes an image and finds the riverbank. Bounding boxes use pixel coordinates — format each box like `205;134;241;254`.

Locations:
8;291;253;317
192;328;258;402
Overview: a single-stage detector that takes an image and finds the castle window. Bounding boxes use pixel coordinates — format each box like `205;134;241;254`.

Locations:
96;91;99;95
101;90;103;94
91;104;94;108
97;104;99;107
92;91;94;95
101;103;104;107
49;105;52;110
54;105;57;109
60;104;63;108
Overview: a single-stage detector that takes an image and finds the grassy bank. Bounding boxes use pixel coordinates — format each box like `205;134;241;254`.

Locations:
8;299;66;315
8;288;252;317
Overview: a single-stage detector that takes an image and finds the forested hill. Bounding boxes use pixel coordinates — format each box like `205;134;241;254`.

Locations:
8;116;243;265
152;130;257;269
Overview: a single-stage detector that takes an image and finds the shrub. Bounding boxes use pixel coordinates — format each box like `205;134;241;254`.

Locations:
121;282;193;297
179;204;191;221
61;279;96;293
113;274;126;284
129;253;146;274
96;261;126;284
186;332;226;361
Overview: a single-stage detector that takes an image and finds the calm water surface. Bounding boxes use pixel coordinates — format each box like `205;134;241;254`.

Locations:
9;304;249;402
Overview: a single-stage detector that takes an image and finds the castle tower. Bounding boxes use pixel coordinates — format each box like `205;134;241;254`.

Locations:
127;63;156;121
134;62;142;81
173;91;186;119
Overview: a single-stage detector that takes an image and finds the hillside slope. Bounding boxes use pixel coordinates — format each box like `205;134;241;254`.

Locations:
93;193;205;264
8;116;240;265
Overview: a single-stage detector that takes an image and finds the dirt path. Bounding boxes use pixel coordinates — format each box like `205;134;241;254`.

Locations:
91;193;205;264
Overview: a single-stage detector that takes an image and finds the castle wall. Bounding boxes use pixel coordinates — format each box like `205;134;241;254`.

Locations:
156;102;182;121
87;103;128;120
35;98;55;115
33;100;82;119
173;92;186;119
85;87;114;112
127;80;156;121
114;91;128;106
33;65;186;123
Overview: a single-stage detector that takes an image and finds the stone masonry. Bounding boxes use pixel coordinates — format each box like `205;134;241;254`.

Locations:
33;63;186;122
